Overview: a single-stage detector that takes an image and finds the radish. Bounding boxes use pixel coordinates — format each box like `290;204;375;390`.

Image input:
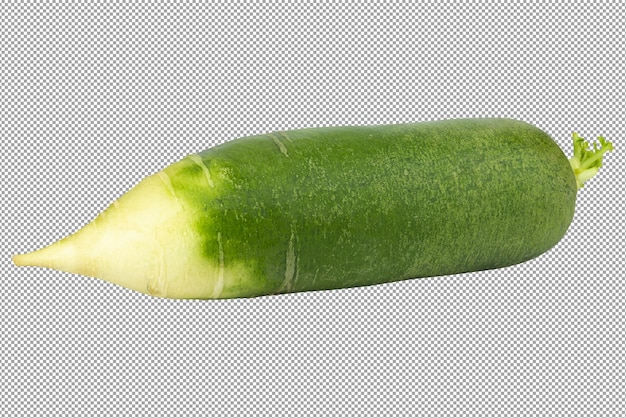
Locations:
13;118;613;299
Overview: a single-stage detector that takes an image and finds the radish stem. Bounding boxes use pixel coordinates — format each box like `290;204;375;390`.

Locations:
569;133;614;189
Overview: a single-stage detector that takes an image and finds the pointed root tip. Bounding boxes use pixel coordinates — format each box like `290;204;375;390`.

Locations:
12;251;45;268
12;253;29;267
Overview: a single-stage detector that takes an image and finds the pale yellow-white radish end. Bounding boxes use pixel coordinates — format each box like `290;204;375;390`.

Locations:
12;252;47;267
11;163;233;299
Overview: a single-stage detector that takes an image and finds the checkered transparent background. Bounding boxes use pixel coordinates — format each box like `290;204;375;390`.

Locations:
2;2;625;417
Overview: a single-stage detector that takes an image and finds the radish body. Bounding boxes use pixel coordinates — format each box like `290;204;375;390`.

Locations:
13;118;612;299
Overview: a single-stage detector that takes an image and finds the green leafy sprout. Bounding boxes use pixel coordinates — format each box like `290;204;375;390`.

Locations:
569;132;614;189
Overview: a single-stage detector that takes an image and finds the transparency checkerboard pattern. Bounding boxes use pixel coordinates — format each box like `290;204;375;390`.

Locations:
2;2;625;417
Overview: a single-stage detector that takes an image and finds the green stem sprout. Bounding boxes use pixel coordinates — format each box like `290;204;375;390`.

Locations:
569;132;614;189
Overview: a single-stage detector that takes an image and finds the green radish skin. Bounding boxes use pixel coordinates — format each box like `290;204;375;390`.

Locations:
12;118;613;299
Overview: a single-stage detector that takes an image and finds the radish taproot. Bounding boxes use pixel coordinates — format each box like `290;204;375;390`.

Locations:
12;118;613;299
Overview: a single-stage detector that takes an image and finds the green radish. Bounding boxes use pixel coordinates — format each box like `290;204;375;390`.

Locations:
12;118;613;299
